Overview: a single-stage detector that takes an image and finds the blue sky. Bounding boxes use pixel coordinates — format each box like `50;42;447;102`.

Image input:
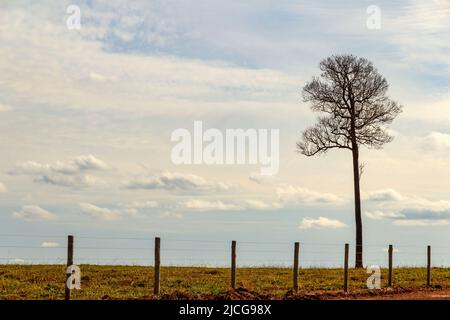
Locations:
1;0;450;267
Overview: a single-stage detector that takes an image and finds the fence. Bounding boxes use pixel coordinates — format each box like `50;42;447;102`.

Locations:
0;233;442;299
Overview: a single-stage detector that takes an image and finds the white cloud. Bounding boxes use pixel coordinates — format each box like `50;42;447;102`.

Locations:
123;200;159;209
1;1;449;243
89;71;118;82
244;199;281;210
13;205;56;222
405;0;450;32
365;195;450;226
298;217;347;230
69;155;109;171
276;185;345;205
401;198;450;214
405;97;450;126
385;1;450;76
10;155;108;188
248;173;276;185
0;103;12;112
180;198;281;211
365;211;405;220
79;202;135;221
12;155;108;175
364;189;404;202
0;182;6;193
125;172;234;192
393;220;450;227
9;258;26;264
37;174;101;188
41;241;60;248
161;211;184;219
420;132;450;152
0;5;301;118
182;199;240;211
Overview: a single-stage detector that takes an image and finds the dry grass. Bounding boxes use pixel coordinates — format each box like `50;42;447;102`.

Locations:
0;265;449;300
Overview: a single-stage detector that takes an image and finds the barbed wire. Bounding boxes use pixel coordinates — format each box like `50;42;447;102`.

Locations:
0;233;446;267
1;233;448;248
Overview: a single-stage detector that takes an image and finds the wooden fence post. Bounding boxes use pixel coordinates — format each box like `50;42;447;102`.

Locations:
231;240;237;289
344;243;349;292
65;235;74;300
388;244;393;288
154;237;161;295
293;242;300;293
427;245;431;287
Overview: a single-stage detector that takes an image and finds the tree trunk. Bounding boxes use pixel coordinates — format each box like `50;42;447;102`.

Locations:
352;144;363;268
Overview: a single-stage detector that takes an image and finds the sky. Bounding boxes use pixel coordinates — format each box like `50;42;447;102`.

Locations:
0;0;450;267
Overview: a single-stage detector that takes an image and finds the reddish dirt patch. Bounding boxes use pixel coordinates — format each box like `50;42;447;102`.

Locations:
355;289;450;300
158;286;450;300
153;286;450;300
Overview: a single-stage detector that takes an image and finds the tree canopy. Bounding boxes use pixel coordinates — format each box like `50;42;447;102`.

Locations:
297;55;402;156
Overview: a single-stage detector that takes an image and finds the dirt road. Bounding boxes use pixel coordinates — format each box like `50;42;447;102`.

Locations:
357;289;450;300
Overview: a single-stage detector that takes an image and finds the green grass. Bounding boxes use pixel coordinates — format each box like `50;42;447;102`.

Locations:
0;265;449;299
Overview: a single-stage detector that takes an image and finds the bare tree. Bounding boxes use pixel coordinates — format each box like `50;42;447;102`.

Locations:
297;55;402;268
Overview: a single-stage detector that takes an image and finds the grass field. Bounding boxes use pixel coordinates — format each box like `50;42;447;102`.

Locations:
1;265;449;300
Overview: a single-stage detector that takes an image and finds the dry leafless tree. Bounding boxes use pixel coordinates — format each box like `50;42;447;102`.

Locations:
297;54;402;268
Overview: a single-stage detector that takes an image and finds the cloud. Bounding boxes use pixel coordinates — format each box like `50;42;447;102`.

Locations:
0;4;301;119
244;199;281;210
248;173;276;185
12;205;56;222
82;0;186;47
0;103;12;112
182;199;240;211
244;199;269;209
276;185;345;205
9;258;26;264
385;1;450;76
122;200;158;209
125;172;234;192
68;155;109;171
298;217;347;230
393;220;450;227
41;241;60;248
1;1;449;242
180;198;281;211
365;196;450;226
0;182;6;193
10;155;108;188
399;206;450;220
405;0;450;32
79;202;137;221
89;71;118;82
420;132;450;152
365;211;405;220
161;211;184;219
36;174;101;188
364;189;404;202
